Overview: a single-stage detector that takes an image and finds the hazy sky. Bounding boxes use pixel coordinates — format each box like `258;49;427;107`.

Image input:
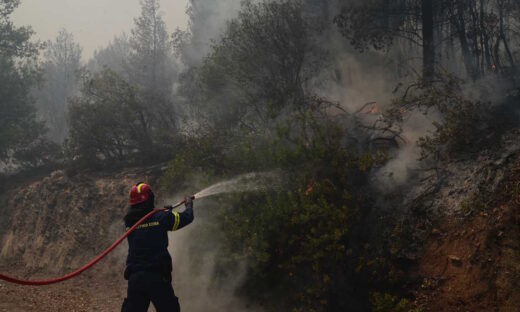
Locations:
12;0;189;61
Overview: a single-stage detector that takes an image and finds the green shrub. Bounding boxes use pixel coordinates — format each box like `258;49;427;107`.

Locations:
162;95;389;310
66;69;179;168
371;292;409;312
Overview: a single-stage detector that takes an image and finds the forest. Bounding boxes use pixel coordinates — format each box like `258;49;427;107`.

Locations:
1;0;520;311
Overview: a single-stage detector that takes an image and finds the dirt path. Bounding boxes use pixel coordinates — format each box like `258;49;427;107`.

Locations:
0;268;126;311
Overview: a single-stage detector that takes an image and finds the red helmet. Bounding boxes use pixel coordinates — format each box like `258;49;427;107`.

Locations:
129;182;153;205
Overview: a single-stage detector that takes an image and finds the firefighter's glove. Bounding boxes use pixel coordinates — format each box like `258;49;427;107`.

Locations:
185;196;193;209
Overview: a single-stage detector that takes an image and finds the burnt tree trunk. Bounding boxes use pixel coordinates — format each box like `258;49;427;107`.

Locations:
422;0;435;83
469;1;482;76
498;0;516;68
480;0;492;71
454;0;477;80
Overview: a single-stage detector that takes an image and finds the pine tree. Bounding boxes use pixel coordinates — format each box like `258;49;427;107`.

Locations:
88;34;130;75
0;0;57;167
126;0;177;142
35;29;82;143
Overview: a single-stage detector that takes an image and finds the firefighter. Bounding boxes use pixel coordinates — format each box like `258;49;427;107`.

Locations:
121;182;194;312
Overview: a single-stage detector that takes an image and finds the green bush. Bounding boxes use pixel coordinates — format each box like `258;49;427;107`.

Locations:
0;0;55;168
66;69;179;168
371;292;410;312
180;0;322;133
162;95;389;310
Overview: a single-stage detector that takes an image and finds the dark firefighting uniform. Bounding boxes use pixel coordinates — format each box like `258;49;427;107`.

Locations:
121;205;194;312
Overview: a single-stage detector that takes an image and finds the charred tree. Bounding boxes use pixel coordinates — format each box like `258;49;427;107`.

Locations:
422;0;435;83
453;0;478;79
498;0;516;69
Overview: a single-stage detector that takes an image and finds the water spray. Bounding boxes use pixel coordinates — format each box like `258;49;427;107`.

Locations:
192;171;282;199
0;171;281;286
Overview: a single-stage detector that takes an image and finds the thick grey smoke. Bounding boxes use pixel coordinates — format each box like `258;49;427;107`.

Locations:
160;171;285;311
319;52;396;114
311;23;441;192
178;0;242;66
373;111;440;190
168;202;264;312
325;55;434;191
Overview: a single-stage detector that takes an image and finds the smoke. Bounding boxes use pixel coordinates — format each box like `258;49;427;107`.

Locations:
320;52;396;114
322;50;440;191
372;111;440;191
166;0;516;308
168;200;264;312
462;73;513;105
179;0;242;66
313;29;439;192
160;172;285;312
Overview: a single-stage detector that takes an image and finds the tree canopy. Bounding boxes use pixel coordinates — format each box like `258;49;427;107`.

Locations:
34;29;82;143
0;0;57;168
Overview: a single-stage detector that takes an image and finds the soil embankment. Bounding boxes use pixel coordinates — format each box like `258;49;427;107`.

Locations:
0;167;164;311
411;131;520;311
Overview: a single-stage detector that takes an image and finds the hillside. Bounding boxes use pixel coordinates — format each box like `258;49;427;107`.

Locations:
406;129;520;311
0;166;261;311
0;131;518;311
0;167;162;311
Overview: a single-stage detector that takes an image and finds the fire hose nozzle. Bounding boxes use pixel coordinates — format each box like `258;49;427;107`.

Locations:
185;195;195;206
170;195;195;209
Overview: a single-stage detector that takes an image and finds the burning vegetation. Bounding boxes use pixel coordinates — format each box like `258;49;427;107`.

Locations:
1;0;520;311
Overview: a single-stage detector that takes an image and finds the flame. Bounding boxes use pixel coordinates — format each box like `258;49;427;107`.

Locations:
305;178;315;196
361;102;379;115
369;103;379;114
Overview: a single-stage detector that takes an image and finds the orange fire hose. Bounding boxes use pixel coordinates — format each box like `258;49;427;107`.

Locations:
0;199;187;286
